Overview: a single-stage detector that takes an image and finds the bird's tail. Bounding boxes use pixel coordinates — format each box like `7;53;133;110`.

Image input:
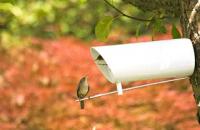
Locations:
80;101;84;109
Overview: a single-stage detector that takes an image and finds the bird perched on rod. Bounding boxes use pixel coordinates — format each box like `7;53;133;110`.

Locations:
76;76;90;109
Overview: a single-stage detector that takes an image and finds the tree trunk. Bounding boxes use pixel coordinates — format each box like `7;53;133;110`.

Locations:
190;43;200;123
180;0;200;123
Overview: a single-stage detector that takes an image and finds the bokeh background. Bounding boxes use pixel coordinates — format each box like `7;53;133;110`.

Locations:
0;0;199;130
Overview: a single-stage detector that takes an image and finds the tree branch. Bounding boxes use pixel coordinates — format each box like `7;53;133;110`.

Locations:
103;0;152;22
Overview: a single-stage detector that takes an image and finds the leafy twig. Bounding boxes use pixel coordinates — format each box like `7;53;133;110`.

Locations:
103;0;152;22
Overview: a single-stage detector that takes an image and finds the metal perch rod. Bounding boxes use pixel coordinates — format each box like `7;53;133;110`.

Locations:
76;77;188;102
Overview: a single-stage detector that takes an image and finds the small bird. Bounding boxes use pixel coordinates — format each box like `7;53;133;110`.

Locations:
77;76;89;109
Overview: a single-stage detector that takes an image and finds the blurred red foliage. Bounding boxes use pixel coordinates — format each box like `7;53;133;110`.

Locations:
0;35;199;130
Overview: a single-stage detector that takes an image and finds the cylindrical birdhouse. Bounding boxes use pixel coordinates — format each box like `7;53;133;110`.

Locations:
90;39;195;83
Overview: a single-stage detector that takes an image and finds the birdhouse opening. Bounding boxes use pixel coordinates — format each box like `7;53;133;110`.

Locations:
90;48;115;83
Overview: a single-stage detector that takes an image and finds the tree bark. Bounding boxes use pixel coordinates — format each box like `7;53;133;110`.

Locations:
190;43;200;123
180;0;200;123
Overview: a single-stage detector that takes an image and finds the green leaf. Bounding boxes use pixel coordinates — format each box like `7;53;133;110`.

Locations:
95;16;113;42
0;3;12;11
145;15;154;29
154;19;166;34
135;24;141;38
158;25;167;34
171;24;181;39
